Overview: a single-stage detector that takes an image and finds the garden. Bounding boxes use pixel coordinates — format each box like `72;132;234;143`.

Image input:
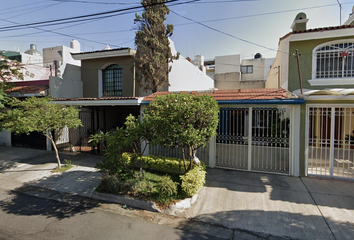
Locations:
89;93;219;207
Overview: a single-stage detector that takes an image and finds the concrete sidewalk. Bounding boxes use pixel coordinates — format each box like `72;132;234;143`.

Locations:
0;146;102;198
185;168;354;240
1;146;354;240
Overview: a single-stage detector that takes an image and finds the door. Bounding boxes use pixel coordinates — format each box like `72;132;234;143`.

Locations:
307;106;354;179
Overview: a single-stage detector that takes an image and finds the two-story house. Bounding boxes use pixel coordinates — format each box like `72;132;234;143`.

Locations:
266;11;354;180
51;39;215;152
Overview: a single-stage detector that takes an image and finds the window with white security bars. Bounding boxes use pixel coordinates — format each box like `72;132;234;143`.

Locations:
315;42;354;79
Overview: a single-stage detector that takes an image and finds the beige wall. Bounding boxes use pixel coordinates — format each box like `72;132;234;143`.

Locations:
215;72;265;89
241;58;265;81
81;56;136;98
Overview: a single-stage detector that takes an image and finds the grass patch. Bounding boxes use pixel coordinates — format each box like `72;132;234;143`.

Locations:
51;159;74;173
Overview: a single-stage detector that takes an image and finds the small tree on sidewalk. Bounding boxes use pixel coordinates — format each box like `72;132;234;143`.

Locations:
0;97;82;169
144;93;219;171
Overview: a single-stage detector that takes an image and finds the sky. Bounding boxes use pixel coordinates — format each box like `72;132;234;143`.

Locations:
0;0;354;61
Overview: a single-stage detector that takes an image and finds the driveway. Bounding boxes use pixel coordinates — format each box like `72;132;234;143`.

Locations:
184;168;354;240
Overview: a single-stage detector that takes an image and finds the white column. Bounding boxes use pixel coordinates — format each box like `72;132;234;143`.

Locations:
247;107;253;171
291;105;301;176
209;136;216;168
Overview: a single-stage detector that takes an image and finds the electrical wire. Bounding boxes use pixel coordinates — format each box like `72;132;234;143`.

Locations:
171;10;278;53
0;0;199;32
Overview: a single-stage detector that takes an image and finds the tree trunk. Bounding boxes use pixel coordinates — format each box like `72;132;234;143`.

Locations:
44;132;61;169
181;148;187;173
188;147;196;171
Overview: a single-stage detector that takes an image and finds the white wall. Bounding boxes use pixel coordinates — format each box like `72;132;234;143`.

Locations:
49;76;83;98
44;41;82;98
215;54;240;74
266;37;290;89
168;39;214;91
43;41;81;78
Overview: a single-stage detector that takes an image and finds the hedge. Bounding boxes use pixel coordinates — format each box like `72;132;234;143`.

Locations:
122;152;206;174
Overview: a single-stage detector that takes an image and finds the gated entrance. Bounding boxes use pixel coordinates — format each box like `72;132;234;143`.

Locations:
55;106;140;154
307;105;354;179
149;106;293;175
216;106;291;174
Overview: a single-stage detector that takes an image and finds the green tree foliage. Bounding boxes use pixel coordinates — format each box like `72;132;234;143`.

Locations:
89;114;148;179
0;97;82;168
134;0;179;93
143;93;219;171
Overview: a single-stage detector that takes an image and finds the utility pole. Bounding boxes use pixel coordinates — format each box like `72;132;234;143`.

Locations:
295;49;303;94
274;65;281;88
277;65;281;88
336;0;342;25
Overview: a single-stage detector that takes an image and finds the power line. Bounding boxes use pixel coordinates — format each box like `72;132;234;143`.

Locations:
0;0;197;32
0;0;201;51
50;0;140;5
0;0;49;14
171;10;278;53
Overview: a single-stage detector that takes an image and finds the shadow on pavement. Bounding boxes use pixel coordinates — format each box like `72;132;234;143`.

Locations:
0;187;99;220
205;168;354;210
0;146;102;172
181;209;354;240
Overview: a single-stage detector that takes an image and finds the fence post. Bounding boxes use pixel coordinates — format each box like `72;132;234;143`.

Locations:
209;136;216;168
291;105;301;176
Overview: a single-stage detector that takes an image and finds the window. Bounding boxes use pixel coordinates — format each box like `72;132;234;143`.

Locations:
241;65;253;74
315;42;354;78
310;40;354;86
102;64;123;96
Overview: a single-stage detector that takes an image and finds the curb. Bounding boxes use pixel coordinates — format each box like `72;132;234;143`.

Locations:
92;191;161;212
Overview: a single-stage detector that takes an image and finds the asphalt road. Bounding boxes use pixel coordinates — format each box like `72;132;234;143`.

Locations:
0;191;226;240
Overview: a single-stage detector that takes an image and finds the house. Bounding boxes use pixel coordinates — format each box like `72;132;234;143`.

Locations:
202;54;274;90
44;40;82;99
266;11;354;180
142;89;305;177
50;39;214;152
0;41;82;149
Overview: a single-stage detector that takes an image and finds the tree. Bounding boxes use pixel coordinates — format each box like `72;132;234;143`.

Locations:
143;93;219;171
89;114;149;179
134;0;179;93
0;57;24;109
0;97;82;169
0;57;24;83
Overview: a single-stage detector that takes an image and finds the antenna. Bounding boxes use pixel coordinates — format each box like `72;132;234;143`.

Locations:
336;0;342;25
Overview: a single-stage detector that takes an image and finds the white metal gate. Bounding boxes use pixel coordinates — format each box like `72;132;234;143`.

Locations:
216;106;291;174
307;105;354;179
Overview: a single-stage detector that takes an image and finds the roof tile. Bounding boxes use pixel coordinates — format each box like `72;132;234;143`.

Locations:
6;85;48;94
142;88;292;102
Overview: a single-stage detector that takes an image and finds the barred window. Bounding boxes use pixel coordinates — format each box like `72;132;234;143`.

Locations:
315;42;354;79
102;64;122;96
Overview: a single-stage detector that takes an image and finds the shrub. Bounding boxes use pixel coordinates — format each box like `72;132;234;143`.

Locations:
99;173;153;197
99;174;123;195
180;166;206;197
123;152;206;174
130;178;154;196
144;93;219;171
156;175;178;203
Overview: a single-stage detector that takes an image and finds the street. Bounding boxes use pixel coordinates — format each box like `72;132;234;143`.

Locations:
0;190;224;240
